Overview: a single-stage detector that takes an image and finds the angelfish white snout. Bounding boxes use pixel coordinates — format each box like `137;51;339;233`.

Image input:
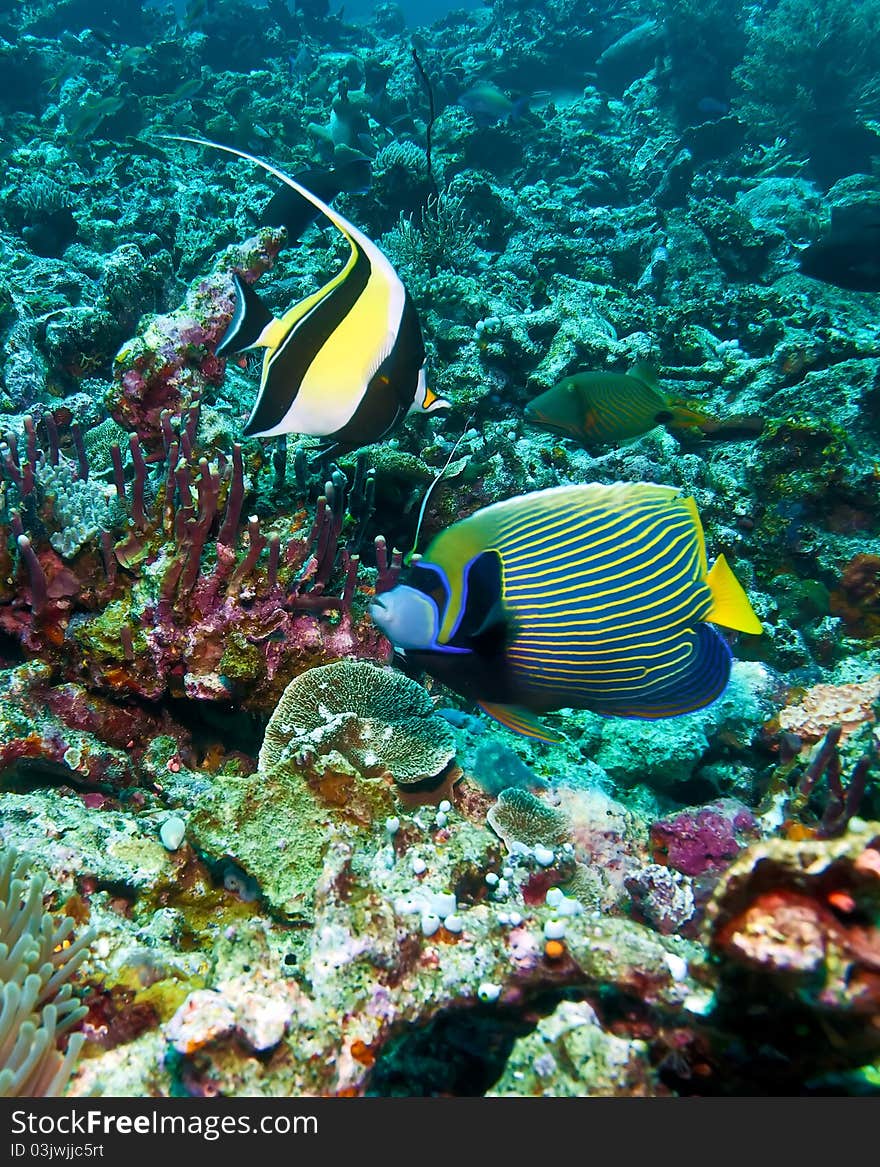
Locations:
368;585;441;651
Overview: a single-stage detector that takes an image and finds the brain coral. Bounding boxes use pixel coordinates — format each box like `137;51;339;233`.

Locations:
259;661;457;792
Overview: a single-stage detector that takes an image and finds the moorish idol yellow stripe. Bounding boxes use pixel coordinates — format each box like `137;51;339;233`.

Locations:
163;135;451;447
369;482;763;743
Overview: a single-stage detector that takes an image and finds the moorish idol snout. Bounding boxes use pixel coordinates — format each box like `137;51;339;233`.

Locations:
164;135;450;447
370;482;763;742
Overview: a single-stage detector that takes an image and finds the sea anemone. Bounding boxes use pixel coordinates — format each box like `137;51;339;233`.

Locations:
0;846;93;1097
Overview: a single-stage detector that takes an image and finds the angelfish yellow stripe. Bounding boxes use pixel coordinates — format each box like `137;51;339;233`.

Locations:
509;588;711;632
495;500;677;554
509;627;701;658
497;509;697;571
506;555;704;616
504;528;701;596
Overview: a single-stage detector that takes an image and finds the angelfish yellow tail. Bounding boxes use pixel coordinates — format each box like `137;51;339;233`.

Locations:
706;554;763;634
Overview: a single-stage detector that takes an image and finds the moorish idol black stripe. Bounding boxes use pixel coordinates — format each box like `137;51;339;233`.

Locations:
369;482;763;742
164;135;450;447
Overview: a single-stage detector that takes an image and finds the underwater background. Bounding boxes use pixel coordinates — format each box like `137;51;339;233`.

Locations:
0;0;879;1099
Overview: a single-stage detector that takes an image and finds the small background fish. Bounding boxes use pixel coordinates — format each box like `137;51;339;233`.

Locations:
525;363;711;448
457;81;531;123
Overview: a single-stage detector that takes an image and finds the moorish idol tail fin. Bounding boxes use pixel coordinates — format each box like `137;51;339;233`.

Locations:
160;135;362;252
216;274;275;357
706;553;763;634
593;624;733;720
477;701;563;744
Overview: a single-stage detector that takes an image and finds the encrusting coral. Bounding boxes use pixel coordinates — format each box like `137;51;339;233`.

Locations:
777;676;880;744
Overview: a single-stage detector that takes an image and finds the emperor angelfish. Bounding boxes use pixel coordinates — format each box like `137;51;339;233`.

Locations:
166;135;449;446
370;482;763;742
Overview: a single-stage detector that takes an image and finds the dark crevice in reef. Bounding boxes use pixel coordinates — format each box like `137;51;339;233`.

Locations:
0;627;25;666
164;695;266;758
365;991;575;1097
0;755;84;791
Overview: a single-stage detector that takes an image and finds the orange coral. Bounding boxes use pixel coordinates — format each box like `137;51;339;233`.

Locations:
777;676;880;745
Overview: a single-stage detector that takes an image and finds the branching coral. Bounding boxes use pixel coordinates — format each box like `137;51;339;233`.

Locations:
732;0;880;178
0;846;93;1097
791;724;877;839
383;187;479;279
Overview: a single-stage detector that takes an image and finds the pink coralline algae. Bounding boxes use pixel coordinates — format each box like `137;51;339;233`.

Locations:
650;799;760;878
625;864;696;936
109;228;285;448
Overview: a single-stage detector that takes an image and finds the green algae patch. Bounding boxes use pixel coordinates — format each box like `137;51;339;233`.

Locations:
489;999;656;1097
191;760;394;924
219;631;263;686
106;833;169;879
565;915;702;1003
73;598;140;658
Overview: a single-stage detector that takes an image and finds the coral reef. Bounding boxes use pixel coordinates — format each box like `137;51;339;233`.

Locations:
0;0;877;1101
704;824;880;1082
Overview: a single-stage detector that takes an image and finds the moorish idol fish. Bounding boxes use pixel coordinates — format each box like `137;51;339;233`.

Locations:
525;363;711;449
370;482;763;742
164;135;450;446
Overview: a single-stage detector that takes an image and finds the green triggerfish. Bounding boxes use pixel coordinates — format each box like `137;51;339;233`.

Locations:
457;81;530;123
369;482;763;742
524;363;711;449
166;136;450;447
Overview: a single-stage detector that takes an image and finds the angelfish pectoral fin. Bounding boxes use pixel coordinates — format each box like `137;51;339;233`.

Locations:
216;273;276;357
477;701;563;743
